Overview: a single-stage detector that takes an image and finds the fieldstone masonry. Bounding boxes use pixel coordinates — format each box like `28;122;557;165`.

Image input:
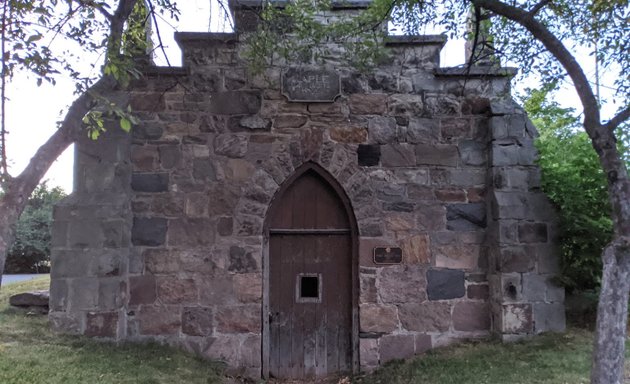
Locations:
50;0;565;377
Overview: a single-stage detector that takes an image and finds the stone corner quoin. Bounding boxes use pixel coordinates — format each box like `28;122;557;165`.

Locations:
49;3;564;379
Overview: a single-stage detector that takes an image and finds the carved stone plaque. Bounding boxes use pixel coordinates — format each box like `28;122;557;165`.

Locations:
281;68;341;103
373;247;403;265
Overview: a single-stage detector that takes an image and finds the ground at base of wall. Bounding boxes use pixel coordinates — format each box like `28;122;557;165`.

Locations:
1;277;628;384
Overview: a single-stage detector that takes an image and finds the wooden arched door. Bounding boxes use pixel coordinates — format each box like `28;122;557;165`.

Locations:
265;164;357;379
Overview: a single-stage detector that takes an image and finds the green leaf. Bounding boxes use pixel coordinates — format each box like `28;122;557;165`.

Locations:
119;117;132;132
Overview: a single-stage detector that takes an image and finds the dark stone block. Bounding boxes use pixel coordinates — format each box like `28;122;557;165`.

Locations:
467;284;489;300
446;203;486;231
357;144;380;166
132;124;163;141
207;91;262;115
383;201;415;212
427;269;465;300
518;222;548;243
182;307;213;336
217;217;233;236
228;246;258;273
131;217;167;246
192;159;217;181
131;173;169;192
130;93;165;112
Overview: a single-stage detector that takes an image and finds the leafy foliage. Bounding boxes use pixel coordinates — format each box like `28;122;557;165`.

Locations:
244;0;391;73
5;183;66;273
524;85;612;291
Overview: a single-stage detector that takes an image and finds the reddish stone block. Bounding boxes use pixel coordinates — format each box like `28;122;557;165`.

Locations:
138;305;181;335
85;312;118;338
329;125;368;143
359;304;398;333
129;275;156;306
415;334;432;354
348;94;388;115
156;277;197;304
379;334;415;363
400;234;430;264
398;302;451;332
435;189;467;202
233;273;262;303
216;305;260;333
453;302;490;331
273;114;307;129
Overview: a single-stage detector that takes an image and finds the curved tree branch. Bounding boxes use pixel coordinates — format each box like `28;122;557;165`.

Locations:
471;0;602;128
604;107;630;132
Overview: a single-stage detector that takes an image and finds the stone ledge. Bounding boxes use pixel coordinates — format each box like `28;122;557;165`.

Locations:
142;66;188;77
174;32;239;46
385;34;447;47
230;0;371;9
435;66;518;78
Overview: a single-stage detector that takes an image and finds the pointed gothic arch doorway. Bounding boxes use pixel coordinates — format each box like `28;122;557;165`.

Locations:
262;162;359;380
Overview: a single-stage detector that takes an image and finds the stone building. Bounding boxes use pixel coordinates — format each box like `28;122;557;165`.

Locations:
49;0;565;380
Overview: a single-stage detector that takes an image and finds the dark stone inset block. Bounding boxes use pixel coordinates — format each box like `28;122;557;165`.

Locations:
228;246;258;273
446;203;487;231
132;124;163;141
518;222;548;243
131;217;167;246
383;201;414;212
357;144;380;166
193;158;217;181
207;91;262;115
85;312;119;338
467;284;490;300
182;307;213;336
427;269;465;300
131;173;169;192
217;216;234;236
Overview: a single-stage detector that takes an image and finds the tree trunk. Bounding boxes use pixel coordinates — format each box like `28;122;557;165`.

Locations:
591;240;630;384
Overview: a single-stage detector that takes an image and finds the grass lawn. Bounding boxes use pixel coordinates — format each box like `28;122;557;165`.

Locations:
0;276;225;384
1;276;629;383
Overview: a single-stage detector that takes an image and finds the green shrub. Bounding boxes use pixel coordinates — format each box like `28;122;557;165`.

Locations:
524;85;613;292
5;183;66;274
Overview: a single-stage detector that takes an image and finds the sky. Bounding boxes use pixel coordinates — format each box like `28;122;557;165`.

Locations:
4;1;614;193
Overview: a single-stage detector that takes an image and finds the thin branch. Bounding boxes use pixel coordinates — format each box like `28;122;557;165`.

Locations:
528;0;552;17
147;0;171;67
75;0;114;21
603;107;630;132
1;0;9;177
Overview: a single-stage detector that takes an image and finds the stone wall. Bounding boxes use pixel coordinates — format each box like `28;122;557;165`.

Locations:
50;4;564;377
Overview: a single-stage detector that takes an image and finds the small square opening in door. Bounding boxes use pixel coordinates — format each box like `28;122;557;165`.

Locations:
296;273;322;303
